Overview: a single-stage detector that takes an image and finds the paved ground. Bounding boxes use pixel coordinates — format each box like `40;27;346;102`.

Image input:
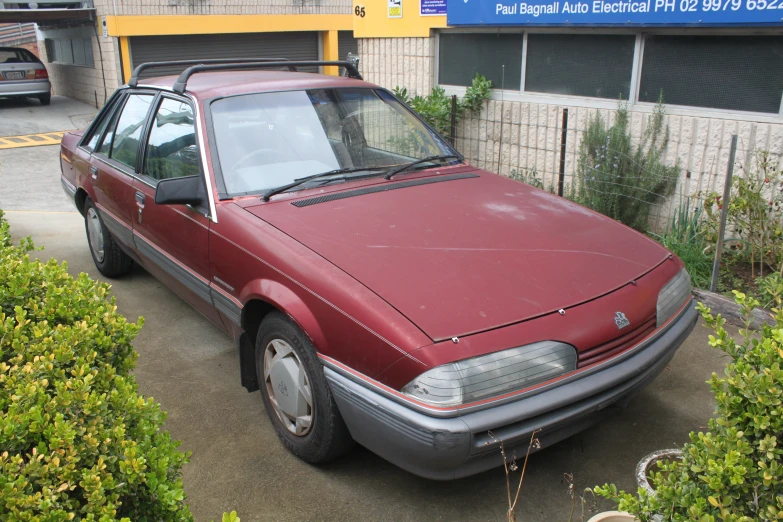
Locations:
0;96;97;212
0;96;733;522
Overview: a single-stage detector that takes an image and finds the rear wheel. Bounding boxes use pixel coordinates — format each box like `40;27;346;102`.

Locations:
83;198;133;278
38;93;51;106
256;312;354;463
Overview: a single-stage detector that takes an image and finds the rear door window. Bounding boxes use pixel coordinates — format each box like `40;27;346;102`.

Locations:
84;102;119;152
102;93;154;171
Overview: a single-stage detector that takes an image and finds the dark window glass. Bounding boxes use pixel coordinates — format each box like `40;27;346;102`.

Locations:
108;94;154;170
439;33;523;90
84;110;114;152
144;98;199;181
96;103;122;156
83;39;94;67
639;35;783;114
525;34;635;99
59;39;73;64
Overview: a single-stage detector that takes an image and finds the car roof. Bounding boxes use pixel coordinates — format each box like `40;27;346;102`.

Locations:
135;69;380;99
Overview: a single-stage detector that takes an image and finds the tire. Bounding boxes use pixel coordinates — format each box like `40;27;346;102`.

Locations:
256;312;354;463
38;93;51;106
83;198;133;278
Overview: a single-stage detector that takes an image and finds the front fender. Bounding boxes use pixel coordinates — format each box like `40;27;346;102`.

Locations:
239;278;327;349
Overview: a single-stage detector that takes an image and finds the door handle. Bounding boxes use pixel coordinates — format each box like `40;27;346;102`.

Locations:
89;165;98;179
135;191;145;224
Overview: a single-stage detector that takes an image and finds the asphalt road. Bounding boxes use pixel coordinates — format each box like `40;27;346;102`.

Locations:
0;95;731;522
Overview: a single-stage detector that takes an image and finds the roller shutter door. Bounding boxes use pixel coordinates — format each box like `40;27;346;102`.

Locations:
338;31;358;61
128;32;319;79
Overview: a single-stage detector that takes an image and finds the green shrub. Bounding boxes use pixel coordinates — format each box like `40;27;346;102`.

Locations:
0;212;192;521
571;99;680;232
651;199;713;289
595;291;783;521
703;150;783;279
393;74;492;137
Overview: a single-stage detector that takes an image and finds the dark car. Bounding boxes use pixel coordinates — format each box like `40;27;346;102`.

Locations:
59;59;696;480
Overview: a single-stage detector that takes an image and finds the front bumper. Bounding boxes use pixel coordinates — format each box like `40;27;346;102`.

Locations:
325;300;698;480
0;79;50;97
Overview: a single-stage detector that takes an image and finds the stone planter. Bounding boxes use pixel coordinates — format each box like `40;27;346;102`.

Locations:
636;448;683;496
587;511;635;522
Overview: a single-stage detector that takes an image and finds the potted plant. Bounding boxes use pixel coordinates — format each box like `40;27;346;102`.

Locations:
593;291;783;521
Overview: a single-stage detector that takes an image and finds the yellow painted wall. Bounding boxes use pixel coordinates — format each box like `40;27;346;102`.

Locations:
105;14;352;37
352;0;446;37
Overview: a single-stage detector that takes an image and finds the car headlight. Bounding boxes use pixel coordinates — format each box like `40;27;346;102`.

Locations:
401;341;577;407
657;268;691;327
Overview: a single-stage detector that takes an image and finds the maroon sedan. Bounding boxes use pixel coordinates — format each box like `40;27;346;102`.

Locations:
59;60;696;479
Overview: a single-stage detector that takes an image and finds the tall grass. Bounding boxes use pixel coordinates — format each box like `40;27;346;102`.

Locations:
651;199;712;289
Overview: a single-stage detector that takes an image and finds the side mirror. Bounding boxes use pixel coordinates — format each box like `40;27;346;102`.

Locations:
154;175;206;207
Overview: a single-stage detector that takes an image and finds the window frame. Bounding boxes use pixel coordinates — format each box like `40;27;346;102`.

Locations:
138;93;203;188
435;27;783;122
91;89;157;178
79;89;125;153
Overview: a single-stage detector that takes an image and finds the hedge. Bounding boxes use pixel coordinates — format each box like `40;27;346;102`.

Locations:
0;210;193;521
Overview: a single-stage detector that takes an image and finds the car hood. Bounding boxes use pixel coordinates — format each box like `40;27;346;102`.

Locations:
245;169;670;342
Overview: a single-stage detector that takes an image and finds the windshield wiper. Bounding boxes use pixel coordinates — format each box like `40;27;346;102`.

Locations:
383;155;461;180
261;167;381;201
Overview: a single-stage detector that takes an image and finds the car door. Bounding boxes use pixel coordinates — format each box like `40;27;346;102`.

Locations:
89;91;155;252
131;94;224;329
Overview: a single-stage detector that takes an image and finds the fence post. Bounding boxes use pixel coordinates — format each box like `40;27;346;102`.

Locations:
449;95;457;146
710;134;738;293
558;108;569;197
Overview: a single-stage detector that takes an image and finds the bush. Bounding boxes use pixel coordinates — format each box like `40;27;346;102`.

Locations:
651;199;713;289
703;150;783;280
0;211;192;521
571;100;680;232
595;291;783;521
393;74;492;137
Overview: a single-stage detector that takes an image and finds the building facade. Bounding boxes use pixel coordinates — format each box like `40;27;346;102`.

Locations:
32;0;357;107
13;0;783;225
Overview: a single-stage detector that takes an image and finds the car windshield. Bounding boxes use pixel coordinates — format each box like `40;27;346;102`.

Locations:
210;88;454;195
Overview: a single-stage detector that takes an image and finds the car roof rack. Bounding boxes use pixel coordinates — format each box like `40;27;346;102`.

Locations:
171;60;363;94
127;58;292;88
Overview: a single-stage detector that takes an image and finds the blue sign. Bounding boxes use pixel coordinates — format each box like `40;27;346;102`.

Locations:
447;0;783;25
422;0;448;15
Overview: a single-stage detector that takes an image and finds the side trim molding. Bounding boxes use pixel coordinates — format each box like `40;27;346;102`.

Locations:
95;204;134;247
134;232;212;303
212;287;242;326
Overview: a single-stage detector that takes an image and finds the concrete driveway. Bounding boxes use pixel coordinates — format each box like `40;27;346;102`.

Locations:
0;96;731;522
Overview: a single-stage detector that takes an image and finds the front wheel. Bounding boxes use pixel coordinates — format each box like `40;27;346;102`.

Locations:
256;312;354;463
83;198;133;278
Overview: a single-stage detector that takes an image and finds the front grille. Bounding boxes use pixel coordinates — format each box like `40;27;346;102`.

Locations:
577;315;657;368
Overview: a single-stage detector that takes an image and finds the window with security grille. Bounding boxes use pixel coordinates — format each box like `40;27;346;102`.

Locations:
439;33;523;90
639;35;783;114
525;34;635;99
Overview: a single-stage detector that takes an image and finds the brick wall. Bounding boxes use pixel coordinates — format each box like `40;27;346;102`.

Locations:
39;35;121;108
15;41;41;59
359;36;783;231
92;0;351;16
